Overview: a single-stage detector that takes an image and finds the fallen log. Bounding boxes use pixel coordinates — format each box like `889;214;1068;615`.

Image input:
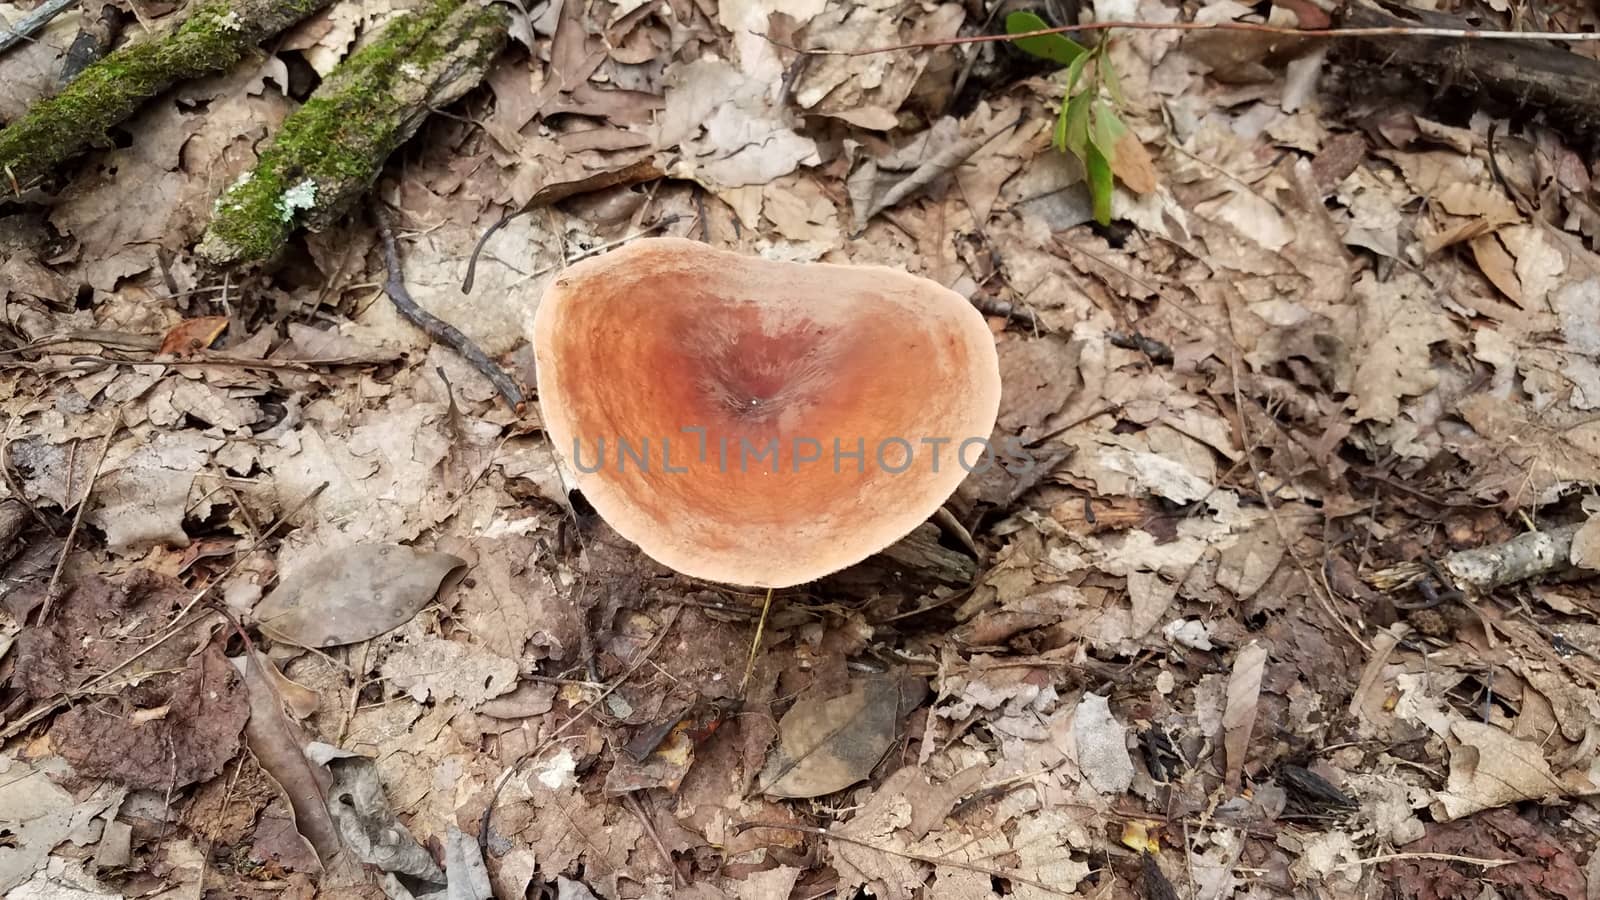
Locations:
197;0;509;266
0;0;333;189
1335;0;1600;143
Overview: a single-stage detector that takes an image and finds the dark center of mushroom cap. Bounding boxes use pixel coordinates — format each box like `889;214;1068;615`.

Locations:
681;306;835;424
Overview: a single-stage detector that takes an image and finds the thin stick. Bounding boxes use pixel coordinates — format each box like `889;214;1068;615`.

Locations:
39;413;121;622
338;639;372;745
785;19;1600;58
0;353;387;374
374;203;525;414
1336;851;1519;869
0;0;75;55
739;587;775;696
625;793;683;887
731;821;1073;895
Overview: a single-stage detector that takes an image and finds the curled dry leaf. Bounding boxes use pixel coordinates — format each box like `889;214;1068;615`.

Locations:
326;754;445;884
229;653;340;864
249;649;322;720
1430;720;1575;821
254;543;464;648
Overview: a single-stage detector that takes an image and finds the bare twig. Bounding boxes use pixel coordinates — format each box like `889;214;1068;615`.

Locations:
374;203;525;414
0;0;75;55
625;793;683;887
1337;851;1519;869
0;353;390;374
782;19;1600;58
738;588;774;697
1368;523;1585;596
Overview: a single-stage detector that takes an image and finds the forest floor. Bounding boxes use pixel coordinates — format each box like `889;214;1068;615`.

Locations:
3;0;1600;898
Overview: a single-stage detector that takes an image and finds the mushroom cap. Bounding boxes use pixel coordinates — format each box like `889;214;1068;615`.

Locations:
530;237;1002;588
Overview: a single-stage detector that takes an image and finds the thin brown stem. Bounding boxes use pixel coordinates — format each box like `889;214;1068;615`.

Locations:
782;19;1600;58
374;203;525;414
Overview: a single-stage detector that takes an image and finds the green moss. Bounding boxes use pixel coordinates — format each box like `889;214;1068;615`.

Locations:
202;0;508;264
0;0;328;185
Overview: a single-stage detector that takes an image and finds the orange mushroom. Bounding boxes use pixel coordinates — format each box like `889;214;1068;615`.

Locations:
530;237;1002;588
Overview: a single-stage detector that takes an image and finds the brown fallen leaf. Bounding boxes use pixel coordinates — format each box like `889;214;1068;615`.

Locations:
1470;233;1523;305
1431;720;1569;821
248;650;321;720
0;756;124;894
758;675;926;799
1112;130;1160;196
1398;807;1588;900
157;316;229;356
1570;514;1600;570
1222;642;1268;792
379;636;517;707
1310;131;1366;194
1422;215;1497;254
51;644;249;791
229;653;339;864
1274;0;1333;28
14;571;251;791
848;116;1018;229
605;725;696;795
87;431;222;555
253;543;464;648
525;157;663;209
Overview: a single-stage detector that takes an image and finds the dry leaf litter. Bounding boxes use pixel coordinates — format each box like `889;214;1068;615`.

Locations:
2;0;1600;897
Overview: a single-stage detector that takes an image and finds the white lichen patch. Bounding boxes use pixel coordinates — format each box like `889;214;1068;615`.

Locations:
277;179;318;221
212;171;253;213
217;10;242;31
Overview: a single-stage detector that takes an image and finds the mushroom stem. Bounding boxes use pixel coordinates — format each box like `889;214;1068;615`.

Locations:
739;587;775;697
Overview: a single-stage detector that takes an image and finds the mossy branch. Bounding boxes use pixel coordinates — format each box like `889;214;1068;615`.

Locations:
197;0;509;267
0;0;333;188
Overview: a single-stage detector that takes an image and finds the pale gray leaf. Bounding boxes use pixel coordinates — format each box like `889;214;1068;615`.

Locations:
255;544;463;647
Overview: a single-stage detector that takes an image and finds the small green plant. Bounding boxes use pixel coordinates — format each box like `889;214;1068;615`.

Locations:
1006;11;1131;226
